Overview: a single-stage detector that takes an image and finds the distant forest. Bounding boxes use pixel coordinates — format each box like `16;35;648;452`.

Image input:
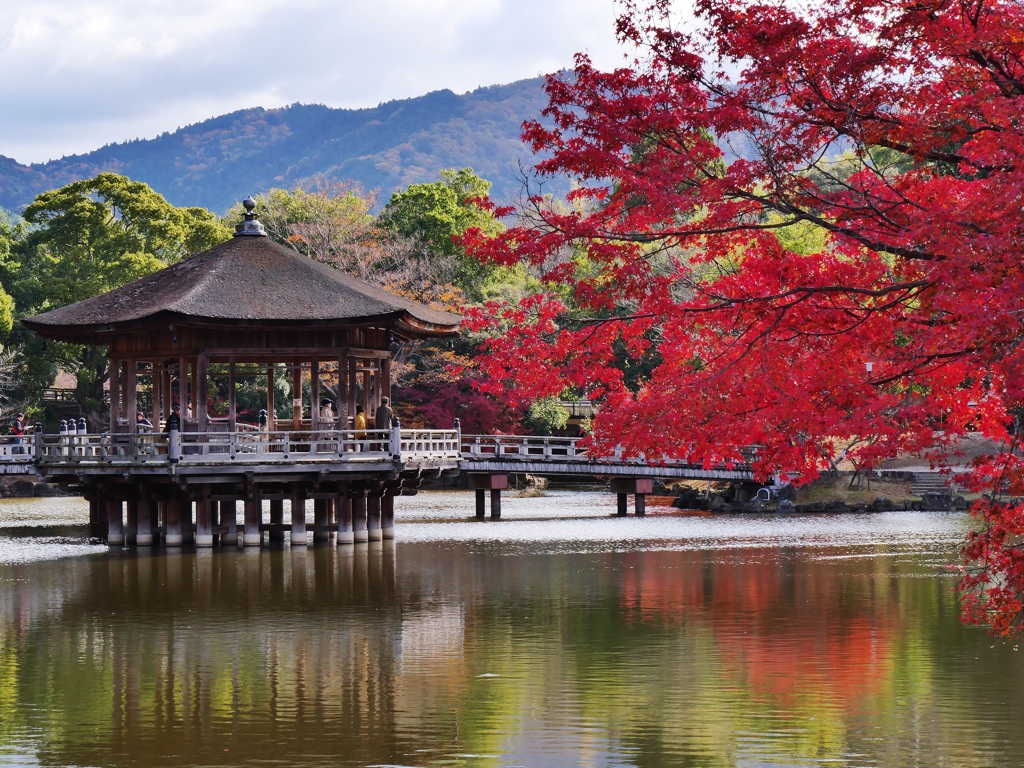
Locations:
0;77;561;214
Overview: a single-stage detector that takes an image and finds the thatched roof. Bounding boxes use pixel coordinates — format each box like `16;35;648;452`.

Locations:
23;235;461;341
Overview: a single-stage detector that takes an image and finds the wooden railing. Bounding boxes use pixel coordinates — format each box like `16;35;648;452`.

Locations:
35;427;460;467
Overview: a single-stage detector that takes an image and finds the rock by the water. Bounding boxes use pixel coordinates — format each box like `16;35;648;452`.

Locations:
9;479;35;497
953;495;970;510
33;482;59;497
920;492;953;510
776;499;796;513
869;497;896;512
825;500;851;514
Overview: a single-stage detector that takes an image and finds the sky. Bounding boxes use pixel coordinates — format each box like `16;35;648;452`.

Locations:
0;0;627;165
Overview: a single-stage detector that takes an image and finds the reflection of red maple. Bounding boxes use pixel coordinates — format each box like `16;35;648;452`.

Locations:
619;552;895;703
462;0;1024;637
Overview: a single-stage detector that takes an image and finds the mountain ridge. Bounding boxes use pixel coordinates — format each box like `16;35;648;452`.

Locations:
0;77;556;214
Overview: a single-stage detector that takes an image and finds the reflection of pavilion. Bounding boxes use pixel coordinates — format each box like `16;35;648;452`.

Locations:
23;201;461;548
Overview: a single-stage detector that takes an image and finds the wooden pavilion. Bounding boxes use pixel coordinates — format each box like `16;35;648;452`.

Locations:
23;200;462;548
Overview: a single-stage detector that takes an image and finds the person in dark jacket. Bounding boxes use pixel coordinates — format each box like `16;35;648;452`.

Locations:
374;397;394;431
165;404;181;433
10;413;24;454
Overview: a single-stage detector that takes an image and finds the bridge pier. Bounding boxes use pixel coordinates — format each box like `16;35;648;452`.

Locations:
469;474;507;520
611;478;653;517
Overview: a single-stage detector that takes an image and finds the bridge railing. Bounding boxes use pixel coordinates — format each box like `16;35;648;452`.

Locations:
461;434;587;462
36;428;460;467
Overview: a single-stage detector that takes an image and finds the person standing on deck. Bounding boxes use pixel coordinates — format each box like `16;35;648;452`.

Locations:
320;400;335;422
375;397;393;430
165;404;181;433
10;413;24;454
354;405;367;451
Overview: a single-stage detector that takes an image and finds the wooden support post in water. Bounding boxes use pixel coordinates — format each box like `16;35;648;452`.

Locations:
89;495;107;539
196;487;213;547
221;500;239;545
243;494;261;546
290;487;307;546
475;489;486;520
125;498;138;545
269;499;285;542
107;498;124;546
136;494;153;546
367;494;382;541
313;497;329;542
352;490;368;543
617;493;628;517
381;493;395;539
469;475;507;521
611;478;653;518
336;488;354;545
165;494;183;547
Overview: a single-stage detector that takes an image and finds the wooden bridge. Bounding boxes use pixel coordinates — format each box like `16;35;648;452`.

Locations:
11;424;754;544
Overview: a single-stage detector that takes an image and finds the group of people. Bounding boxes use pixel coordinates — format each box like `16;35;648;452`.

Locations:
128;397;394;437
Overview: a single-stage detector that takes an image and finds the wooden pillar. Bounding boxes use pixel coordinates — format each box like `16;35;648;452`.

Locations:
475;489;486;520
336;489;353;545
107;498;124;546
183;498;195;546
243;494;261;546
89;494;107;539
221;500;239;545
179;356;188;421
228;357;237;433
617;493;628;517
190;359;198;418
165;494;183;547
352;490;368;543
197;355;209;432
290;486;307;546
337;353;348;427
313;497;329;542
381;494;395;539
635;493;646;517
125;361;138;433
136;494;154;546
490;488;502;521
292;363;302;429
269;498;285;542
125;498;138;545
367;495;382;541
109;357;121;434
381;356;391;402
266;365;275;431
311;356;320;432
162;365;172;424
347;357;357;429
151;362;161;430
196;487;213;547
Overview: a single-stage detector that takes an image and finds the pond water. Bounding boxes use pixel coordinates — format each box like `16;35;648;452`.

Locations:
0;490;1020;767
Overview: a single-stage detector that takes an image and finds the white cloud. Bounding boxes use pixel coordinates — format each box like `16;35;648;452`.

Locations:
0;0;628;163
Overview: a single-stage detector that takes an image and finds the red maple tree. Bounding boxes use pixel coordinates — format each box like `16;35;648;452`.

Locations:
463;0;1024;635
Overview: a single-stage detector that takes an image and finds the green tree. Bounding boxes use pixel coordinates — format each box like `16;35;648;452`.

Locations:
380;168;503;300
3;174;230;425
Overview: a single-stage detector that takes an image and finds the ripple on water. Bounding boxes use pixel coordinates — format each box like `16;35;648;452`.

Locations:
394;490;970;560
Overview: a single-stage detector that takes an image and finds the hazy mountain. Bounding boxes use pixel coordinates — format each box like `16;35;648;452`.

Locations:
0;77;559;214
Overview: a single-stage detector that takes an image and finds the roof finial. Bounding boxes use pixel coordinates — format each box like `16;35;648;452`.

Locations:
234;196;267;237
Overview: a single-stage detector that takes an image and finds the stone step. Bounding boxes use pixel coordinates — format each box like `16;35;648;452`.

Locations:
911;472;960;496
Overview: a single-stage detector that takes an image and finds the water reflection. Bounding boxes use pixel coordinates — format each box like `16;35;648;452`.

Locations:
0;502;1020;767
